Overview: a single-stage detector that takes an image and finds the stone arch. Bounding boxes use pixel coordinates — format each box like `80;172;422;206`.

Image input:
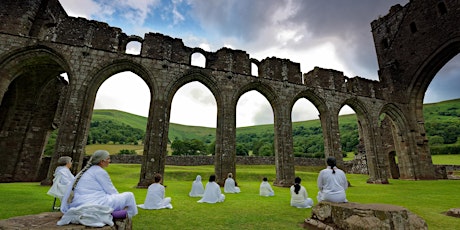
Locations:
380;103;417;179
0;46;71;182
340;97;388;183
74;60;155;171
233;81;296;186
409;39;460;124
290;90;330;159
0;46;70;101
165;70;221;106
138;70;223;184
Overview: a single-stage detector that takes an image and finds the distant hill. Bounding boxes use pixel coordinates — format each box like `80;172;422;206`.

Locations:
89;98;460;156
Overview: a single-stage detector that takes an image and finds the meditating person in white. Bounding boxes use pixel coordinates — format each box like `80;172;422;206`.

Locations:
198;175;225;203
317;156;348;203
138;173;172;209
224;172;240;193
259;177;275;197
290;177;314;208
47;156;75;200
189;175;204;197
60;150;138;219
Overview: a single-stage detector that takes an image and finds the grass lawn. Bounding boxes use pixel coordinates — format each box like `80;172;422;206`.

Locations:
1;165;460;229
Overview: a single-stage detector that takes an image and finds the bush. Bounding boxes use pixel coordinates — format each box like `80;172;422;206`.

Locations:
118;149;136;155
430;145;460;155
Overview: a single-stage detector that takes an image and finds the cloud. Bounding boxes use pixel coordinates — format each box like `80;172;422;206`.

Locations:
63;0;459;128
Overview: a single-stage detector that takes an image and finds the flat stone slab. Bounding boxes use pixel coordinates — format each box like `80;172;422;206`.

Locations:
304;201;427;230
0;212;131;230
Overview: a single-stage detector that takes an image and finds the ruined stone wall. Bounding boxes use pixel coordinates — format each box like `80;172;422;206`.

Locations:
2;0;457;185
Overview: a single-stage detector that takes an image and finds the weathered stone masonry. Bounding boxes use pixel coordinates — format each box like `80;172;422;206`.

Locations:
0;0;457;186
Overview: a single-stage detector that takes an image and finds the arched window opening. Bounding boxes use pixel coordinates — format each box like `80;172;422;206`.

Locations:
437;2;448;15
424;55;460;152
388;151;400;179
338;105;360;162
60;73;69;83
291;98;323;158
191;52;206;68
381;38;390;49
251;63;259;77
126;41;141;55
410;22;418;33
170;81;216;156
89;71;150;154
236;90;273;157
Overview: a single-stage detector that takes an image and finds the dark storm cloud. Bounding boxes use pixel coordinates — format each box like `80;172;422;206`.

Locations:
188;0;408;78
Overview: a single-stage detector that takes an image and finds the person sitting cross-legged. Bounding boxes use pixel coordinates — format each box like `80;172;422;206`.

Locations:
189;175;205;197
290;177;314;208
259;177;275;197
198;175;225;204
138;173;173;209
224;173;240;193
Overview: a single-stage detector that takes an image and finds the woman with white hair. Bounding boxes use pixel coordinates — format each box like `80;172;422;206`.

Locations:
47;156;75;201
60;150;138;220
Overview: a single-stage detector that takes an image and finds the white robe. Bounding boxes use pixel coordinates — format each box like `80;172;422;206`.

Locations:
197;182;225;203
138;183;172;209
57;204;114;227
60;165;138;218
259;181;275;197
224;178;240;193
317;166;348;203
290;185;314;208
47;166;75;200
189;175;204;197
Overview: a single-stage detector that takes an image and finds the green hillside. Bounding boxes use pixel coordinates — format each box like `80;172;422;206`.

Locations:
84;98;460;156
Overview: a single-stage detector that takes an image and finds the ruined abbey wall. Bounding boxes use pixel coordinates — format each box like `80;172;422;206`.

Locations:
1;0;457;186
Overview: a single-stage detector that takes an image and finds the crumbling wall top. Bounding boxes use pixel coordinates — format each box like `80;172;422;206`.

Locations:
258;57;302;84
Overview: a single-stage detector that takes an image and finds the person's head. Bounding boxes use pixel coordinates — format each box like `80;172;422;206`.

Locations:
327;156;337;174
57;156;72;167
294;177;302;194
90;150;110;168
263;177;268;182
294;177;301;184
209;174;216;182
327;156;337;167
154;173;162;183
227;173;233;178
195;175;201;181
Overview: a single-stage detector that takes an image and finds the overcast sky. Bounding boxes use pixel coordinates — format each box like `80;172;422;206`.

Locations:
61;0;460;127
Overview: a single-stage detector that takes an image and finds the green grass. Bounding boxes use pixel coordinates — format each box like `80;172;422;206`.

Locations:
1;165;460;229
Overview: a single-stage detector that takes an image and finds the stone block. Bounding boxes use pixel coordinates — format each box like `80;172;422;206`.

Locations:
304;201;427;230
0;212;132;230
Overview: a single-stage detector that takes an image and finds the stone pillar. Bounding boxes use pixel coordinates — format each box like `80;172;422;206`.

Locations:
319;111;343;166
214;93;236;185
273;104;295;187
42;76;91;185
363;115;389;184
137;99;169;187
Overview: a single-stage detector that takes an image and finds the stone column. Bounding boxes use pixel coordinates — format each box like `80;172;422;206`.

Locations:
42;75;90;185
137;99;169;187
363;115;389;184
319;111;343;166
214;92;236;186
273;104;295;187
